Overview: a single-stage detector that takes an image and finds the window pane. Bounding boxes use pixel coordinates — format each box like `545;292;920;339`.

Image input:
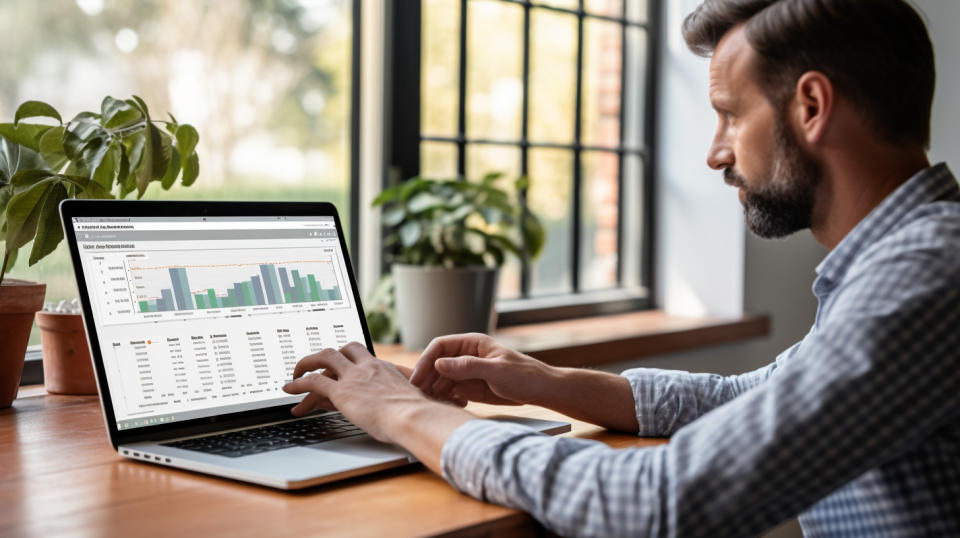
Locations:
626;0;649;23
529;8;577;144
465;144;521;181
585;0;623;18
0;0;353;345
580;151;619;291
623;26;647;149
622;154;644;289
582;18;622;148
528;149;574;296
421;141;458;179
466;0;523;140
422;0;460;137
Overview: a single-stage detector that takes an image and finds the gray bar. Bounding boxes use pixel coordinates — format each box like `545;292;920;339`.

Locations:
251;276;266;305
259;264;281;304
77;229;338;242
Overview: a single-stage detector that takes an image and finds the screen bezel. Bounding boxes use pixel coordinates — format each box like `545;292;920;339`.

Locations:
59;200;375;448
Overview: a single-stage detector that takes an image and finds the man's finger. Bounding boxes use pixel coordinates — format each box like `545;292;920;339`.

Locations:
290;392;335;417
339;341;375;363
411;334;485;385
292;348;352;380
434;355;491;381
284;369;336;395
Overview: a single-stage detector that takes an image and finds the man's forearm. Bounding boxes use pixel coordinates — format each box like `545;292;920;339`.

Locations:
390;401;476;475
535;367;639;433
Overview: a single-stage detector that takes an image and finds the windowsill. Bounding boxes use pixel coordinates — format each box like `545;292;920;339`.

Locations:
378;310;771;369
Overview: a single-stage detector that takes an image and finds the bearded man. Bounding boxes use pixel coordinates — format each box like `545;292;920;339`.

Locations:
284;1;960;535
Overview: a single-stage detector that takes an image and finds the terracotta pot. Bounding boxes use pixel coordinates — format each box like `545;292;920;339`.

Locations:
36;312;98;395
0;279;46;408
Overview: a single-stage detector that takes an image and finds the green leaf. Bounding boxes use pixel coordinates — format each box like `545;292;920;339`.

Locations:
400;178;429;202
381;205;406;226
521;211;546;260
149;124;169;181
372;184;401;206
59;175;114;199
93;141;122;190
399;220;421;247
80;137;111;175
129;95;150;118
0;184;13;240
160;147;181;190
175;124;199;158
38;126;68;172
0;123;53;152
11;169;54;189
133;127;154;196
514;175;529;191
102;96;142;129
0;138;47;182
481;171;503;186
28;180;67;265
407;192;445;213
63;118;103;161
4;177;56;250
181;152;199;187
2;247;17;273
14;101;61;127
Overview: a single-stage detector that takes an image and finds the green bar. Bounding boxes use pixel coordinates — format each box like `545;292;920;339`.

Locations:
330;286;341;300
308;275;321;301
194;294;206;309
284;291;292;303
139;300;150;313
241;282;254;306
207;289;217;308
226;289;238;307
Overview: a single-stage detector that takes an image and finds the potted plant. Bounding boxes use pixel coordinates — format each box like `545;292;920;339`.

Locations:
0;96;199;404
369;173;544;350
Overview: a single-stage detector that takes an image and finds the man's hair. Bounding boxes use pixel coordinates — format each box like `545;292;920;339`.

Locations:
682;0;935;148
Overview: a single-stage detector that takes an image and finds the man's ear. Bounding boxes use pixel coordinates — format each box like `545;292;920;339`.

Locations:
792;71;834;145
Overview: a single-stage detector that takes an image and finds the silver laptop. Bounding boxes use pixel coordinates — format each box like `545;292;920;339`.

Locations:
60;200;569;489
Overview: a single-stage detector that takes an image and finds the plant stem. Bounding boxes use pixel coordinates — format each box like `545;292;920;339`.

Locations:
0;250;9;289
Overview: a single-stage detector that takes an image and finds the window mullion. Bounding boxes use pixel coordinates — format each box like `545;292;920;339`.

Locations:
615;0;627;286
456;0;468;179
571;1;585;293
519;2;532;298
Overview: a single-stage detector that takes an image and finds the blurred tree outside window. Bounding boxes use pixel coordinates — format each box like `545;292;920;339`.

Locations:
1;0;354;345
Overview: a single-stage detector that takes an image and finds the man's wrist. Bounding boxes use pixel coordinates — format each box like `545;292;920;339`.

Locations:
388;398;476;475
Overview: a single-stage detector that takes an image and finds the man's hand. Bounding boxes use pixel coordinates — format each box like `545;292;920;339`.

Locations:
410;333;556;407
412;333;640;433
282;342;474;473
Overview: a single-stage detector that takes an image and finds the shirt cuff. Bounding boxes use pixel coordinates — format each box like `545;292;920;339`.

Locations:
440;419;541;500
621;367;663;436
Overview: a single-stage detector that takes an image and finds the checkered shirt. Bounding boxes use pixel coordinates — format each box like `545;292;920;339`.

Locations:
441;163;960;537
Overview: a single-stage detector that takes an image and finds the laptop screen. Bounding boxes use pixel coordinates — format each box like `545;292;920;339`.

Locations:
71;215;366;431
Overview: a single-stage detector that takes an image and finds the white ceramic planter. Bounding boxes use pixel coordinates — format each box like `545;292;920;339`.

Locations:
392;264;499;350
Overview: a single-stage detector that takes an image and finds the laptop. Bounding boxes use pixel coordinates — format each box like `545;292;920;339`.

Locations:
60;200;570;489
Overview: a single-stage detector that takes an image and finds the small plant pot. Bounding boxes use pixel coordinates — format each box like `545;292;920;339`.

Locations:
392;264;499;350
36;312;97;395
0;279;46;408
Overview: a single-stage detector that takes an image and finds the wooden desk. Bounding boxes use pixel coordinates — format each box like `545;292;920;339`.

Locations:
1;381;666;537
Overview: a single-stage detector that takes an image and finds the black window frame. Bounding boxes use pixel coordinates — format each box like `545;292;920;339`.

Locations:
385;0;662;325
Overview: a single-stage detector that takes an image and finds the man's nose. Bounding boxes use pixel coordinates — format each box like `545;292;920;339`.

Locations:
707;141;734;171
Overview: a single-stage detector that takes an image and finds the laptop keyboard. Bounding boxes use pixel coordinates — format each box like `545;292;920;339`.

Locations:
163;413;364;458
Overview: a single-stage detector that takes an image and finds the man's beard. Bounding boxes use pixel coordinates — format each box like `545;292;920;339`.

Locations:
724;117;822;239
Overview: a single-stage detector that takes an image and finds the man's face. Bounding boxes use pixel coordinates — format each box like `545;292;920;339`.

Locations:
707;26;822;238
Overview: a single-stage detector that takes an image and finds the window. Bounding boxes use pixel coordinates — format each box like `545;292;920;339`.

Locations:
1;0;359;347
388;0;659;323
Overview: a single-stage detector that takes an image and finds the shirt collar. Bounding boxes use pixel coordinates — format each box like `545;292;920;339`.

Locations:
814;162;959;286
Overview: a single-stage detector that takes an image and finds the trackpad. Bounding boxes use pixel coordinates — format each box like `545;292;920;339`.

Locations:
305;435;411;460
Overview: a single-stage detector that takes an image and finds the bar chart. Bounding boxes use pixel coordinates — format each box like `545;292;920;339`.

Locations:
128;249;349;315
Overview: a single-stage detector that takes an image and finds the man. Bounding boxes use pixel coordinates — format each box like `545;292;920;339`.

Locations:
283;0;960;535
